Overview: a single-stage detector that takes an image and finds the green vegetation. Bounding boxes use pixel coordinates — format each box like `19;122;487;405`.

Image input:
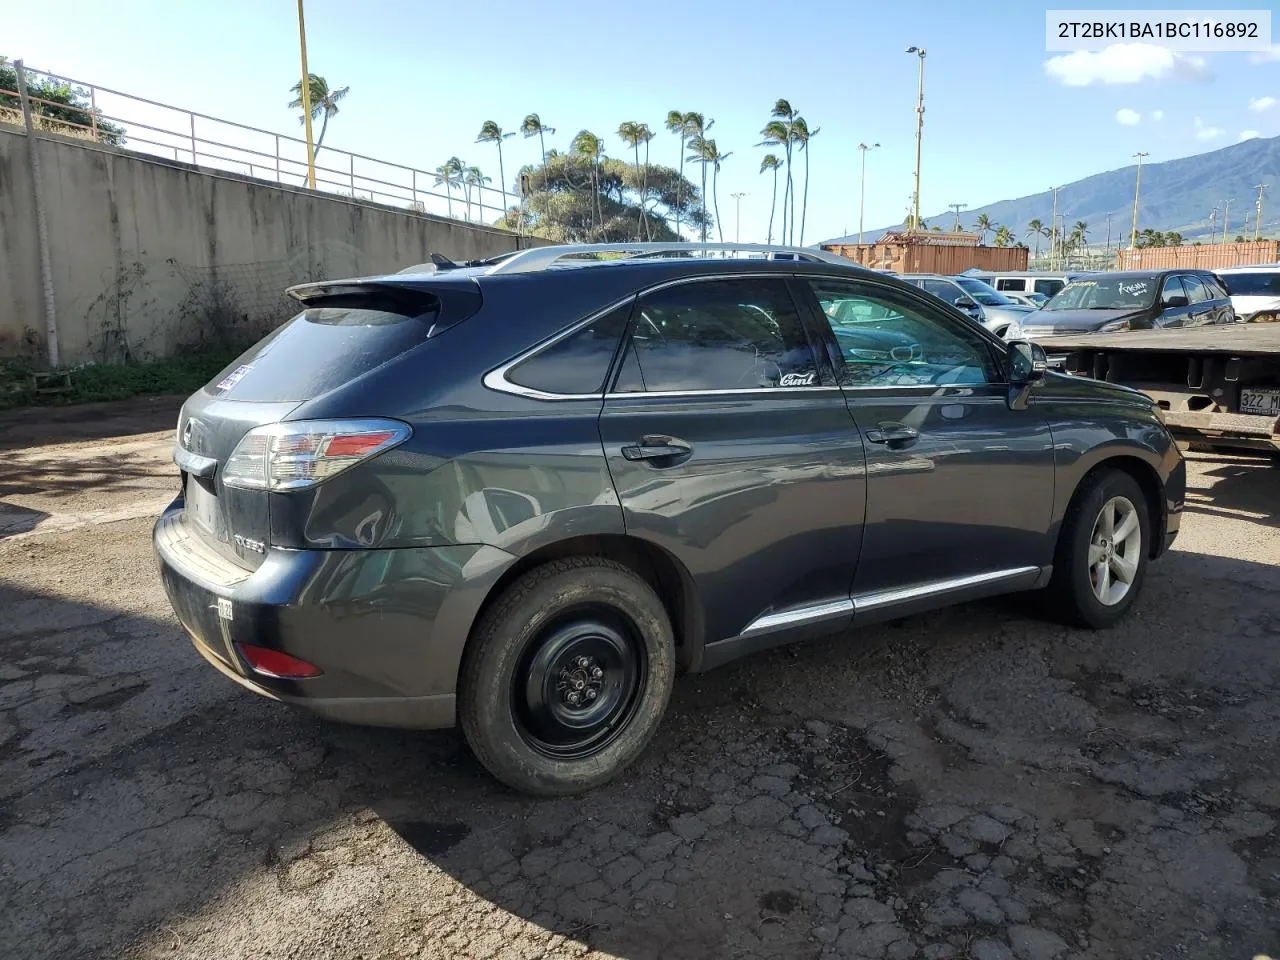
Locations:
288;73;349;163
1134;228;1185;248
0;57;125;143
0;349;239;411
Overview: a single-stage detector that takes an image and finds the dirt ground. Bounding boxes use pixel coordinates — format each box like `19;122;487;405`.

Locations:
0;399;1277;960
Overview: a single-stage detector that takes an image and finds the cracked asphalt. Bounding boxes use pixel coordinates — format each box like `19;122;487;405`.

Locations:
0;398;1277;960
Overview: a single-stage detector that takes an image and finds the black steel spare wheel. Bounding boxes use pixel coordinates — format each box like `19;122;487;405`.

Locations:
514;607;645;759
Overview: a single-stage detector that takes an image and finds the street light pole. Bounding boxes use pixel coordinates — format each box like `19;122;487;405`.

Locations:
730;192;747;243
1129;151;1148;250
296;0;317;190
905;47;927;232
1049;186;1060;268
1254;183;1269;241
857;142;880;246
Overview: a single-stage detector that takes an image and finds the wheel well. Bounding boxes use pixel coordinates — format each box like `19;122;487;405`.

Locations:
471;535;706;671
1082;455;1166;557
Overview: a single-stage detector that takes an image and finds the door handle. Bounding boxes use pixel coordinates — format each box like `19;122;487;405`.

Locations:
865;421;919;447
621;435;693;463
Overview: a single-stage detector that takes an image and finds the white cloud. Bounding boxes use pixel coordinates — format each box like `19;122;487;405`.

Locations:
1150;110;1164;122
1249;45;1280;63
1115;108;1141;126
1044;43;1209;86
1240;130;1261;141
1193;117;1225;141
1249;96;1277;112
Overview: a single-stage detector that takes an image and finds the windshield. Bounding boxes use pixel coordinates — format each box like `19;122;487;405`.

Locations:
955;278;1014;306
1045;276;1158;311
1220;272;1280;297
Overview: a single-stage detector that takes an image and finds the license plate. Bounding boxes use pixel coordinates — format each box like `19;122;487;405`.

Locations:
185;475;221;533
1239;389;1280;416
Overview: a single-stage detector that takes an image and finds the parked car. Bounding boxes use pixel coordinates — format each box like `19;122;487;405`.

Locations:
154;242;1185;796
966;270;1088;300
1004;291;1050;309
1215;265;1280;323
899;274;1035;339
1020;269;1236;338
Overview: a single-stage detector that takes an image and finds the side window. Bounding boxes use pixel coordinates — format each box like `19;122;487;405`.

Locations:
507;301;631;395
1182;275;1211;303
1160;275;1188;304
1035;279;1064;297
921;279;962;304
614;278;819;393
807;279;1001;388
996;278;1026;292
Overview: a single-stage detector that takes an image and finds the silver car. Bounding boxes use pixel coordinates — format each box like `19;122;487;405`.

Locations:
900;274;1035;340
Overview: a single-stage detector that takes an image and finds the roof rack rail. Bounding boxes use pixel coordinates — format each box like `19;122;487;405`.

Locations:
482;242;854;275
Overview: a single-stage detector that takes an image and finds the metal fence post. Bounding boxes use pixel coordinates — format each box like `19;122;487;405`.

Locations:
189;113;197;163
90;85;99;142
15;60;61;368
275;135;281;182
349;153;355;193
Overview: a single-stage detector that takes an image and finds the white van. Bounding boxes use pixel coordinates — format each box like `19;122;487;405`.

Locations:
965;271;1088;300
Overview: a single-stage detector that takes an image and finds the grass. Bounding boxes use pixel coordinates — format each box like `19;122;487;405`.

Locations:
0;349;241;411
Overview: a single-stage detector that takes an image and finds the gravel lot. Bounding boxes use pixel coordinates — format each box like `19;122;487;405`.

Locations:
0;398;1277;960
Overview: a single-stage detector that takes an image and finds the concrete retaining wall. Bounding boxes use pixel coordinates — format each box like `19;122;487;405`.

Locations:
0;128;541;366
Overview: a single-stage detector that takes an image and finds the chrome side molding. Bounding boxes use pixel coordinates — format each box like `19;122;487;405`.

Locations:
739;598;854;637
852;566;1042;613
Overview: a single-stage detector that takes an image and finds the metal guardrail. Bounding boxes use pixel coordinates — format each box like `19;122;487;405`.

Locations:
0;63;514;228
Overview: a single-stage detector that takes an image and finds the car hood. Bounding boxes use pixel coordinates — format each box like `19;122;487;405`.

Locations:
1021;308;1144;334
981;304;1033;320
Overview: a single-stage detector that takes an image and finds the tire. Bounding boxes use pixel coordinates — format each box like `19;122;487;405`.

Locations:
1048;468;1151;629
458;557;675;796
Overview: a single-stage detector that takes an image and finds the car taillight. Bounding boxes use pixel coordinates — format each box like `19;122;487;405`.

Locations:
238;643;322;679
222;418;411;491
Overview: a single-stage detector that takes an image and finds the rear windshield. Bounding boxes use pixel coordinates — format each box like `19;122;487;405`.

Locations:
205;306;436;402
1220;272;1280;296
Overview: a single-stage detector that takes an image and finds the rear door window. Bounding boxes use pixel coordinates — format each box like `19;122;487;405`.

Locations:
1181;275;1212;303
996;278;1026;292
612;278;819;393
1034;279;1065;297
206;305;437;402
1160;275;1189;304
506;302;631;395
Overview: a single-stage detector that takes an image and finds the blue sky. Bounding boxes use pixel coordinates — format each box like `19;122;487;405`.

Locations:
7;0;1278;244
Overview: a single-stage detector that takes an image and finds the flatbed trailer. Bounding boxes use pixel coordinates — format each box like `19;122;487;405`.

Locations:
1047;325;1280;455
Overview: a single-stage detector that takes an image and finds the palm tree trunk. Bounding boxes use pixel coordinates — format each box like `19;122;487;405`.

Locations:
800;146;810;246
496;143;508;225
538;130;548;192
642;139;652;240
675;136;685;239
712;164;723;243
780;151;790;245
633;142;643;241
700;164;709;243
786;143;795;245
768;168;777;244
314;110;330;162
444;185;452;218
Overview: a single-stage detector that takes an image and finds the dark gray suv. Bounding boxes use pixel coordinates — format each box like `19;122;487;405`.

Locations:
154;242;1185;795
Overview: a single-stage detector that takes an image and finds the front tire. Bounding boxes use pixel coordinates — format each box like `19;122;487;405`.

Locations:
459;558;675;796
1048;468;1151;628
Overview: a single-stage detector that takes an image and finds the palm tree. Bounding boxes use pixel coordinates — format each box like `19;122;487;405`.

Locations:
665;111;690;239
760;154;781;243
463;166;490;222
521;114;555;192
1025;218;1047;257
689;137;732;242
288;74;350;163
975;213;992;245
618;121;651;240
681;114;713;242
791;117;818;246
993;224;1012;247
572;130;605;233
476;121;515;222
636;123;655;239
758;100;797;243
1072;219;1089;254
433;156;464;218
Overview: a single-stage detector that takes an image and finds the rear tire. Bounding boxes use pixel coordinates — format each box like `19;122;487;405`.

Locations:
1048;468;1151;629
459;558;675;796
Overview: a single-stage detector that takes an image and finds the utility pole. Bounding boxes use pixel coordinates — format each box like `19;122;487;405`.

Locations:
1208;207;1217;243
1129;151;1149;250
1222;198;1232;243
1254;183;1269;241
1105;211;1112;254
1049;186;1060;268
730;192;747;244
857;142;880;246
296;0;317;189
906;46;927;232
948;202;967;231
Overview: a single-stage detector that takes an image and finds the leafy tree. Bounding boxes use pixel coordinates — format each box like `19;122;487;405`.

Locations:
521;114;555;193
993;225;1012;247
760;154;781;244
476;120;515;221
433;156;464;219
288;74;349;162
498;152;704;243
1165;230;1183;246
572;130;606;230
1234;234;1246;243
975;213;992;245
0;57;125;144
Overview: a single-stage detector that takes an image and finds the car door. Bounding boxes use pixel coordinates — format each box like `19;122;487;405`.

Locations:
796;275;1055;609
1155;275;1195;327
1179;274;1217;326
597;275;868;658
921;278;984;323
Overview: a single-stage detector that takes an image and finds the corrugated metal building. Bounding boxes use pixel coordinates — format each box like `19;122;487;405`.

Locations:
821;231;1029;274
1117;240;1280;271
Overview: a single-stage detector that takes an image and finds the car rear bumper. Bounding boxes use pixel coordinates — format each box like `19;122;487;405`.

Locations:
153;496;514;729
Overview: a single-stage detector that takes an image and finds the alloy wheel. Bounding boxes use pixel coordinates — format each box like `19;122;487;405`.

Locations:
1088;495;1142;606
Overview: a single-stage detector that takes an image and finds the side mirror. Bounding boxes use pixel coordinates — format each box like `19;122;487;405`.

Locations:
1008;340;1047;384
955;297;979;310
1164;294;1189;308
